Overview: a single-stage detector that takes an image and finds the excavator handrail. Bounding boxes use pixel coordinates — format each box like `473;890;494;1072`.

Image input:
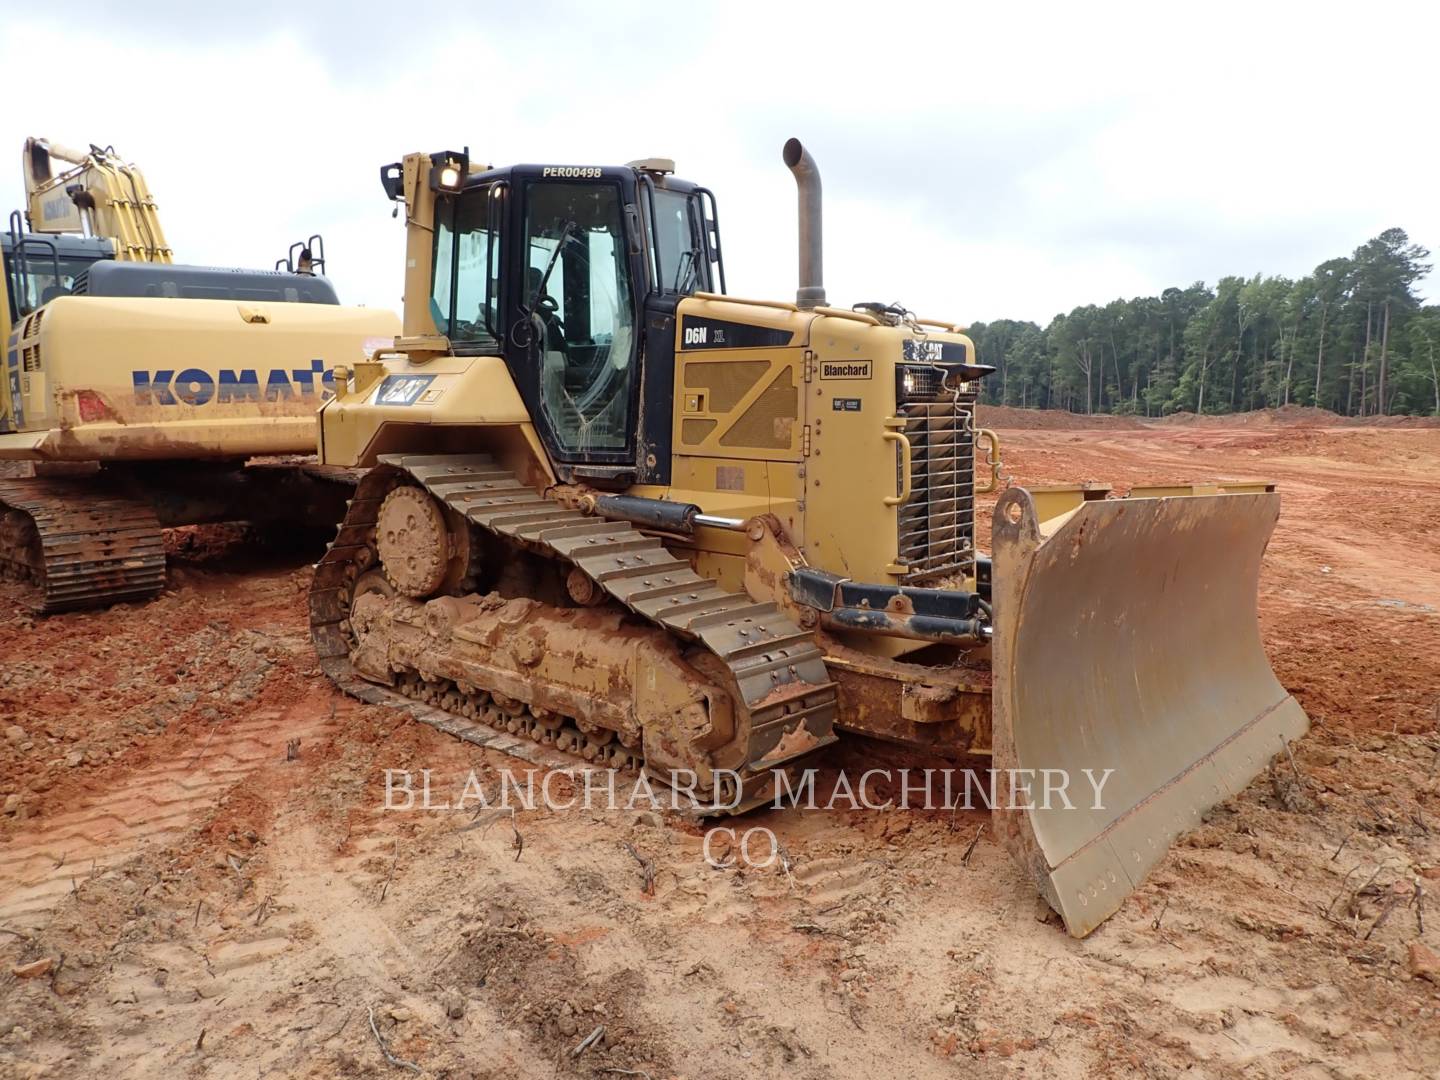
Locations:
4;214;63;318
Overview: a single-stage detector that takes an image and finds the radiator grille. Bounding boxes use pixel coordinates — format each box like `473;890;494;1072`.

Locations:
895;367;976;581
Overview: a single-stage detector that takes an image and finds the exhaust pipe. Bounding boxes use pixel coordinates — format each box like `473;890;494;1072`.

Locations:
782;138;826;310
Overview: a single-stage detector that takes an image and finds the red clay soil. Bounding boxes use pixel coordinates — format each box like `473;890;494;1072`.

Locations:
978;402;1440;431
0;424;1437;1078
976;404;1145;430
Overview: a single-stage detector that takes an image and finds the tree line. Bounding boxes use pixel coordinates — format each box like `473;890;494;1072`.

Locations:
968;228;1437;416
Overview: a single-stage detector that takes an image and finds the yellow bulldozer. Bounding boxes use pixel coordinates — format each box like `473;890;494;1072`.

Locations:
1;139;398;610
308;140;1309;936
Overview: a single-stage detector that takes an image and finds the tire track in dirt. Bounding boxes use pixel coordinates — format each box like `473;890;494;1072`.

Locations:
260;819;559;1074
0;698;338;929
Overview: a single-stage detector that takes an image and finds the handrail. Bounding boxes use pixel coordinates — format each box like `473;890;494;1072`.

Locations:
882;424;912;507
975;428;1003;494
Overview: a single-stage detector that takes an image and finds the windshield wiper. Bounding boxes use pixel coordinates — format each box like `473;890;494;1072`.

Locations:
673;246;702;294
524;219;574;316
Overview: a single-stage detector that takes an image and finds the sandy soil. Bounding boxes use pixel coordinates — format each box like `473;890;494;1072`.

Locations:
2;412;1438;1079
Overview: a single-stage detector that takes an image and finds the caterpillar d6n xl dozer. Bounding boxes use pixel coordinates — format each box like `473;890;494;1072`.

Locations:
310;141;1309;936
1;139;399;610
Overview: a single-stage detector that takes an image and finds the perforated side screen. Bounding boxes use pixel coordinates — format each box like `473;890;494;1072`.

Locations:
719;368;797;450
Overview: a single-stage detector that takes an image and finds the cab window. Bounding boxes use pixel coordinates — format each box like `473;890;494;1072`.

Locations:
522;181;637;454
650;188;710;294
3;252;97;319
430;187;500;345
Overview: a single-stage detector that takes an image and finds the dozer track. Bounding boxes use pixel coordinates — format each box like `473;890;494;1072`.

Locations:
0;477;165;613
310;453;839;804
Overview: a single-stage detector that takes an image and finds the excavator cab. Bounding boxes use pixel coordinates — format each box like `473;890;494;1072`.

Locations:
2;215;113;322
2;219;114;434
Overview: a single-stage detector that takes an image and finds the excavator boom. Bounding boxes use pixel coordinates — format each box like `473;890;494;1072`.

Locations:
22;137;171;262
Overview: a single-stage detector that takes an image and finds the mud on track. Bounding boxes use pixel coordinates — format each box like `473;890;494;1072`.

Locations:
1;415;1438;1078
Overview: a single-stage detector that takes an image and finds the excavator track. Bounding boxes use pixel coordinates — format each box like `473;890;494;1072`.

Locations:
0;477;165;613
310;453;839;806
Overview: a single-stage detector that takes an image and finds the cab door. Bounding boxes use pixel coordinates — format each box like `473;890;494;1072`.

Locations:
503;174;644;476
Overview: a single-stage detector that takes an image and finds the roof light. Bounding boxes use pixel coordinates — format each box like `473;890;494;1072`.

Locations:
426;148;470;193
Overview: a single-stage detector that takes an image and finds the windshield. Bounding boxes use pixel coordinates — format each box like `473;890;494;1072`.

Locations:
650;188;710;295
3;250;105;319
430;186;500;345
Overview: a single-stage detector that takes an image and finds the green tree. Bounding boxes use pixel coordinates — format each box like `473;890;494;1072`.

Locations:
967;229;1433;418
1349;229;1431;413
1404;307;1440;415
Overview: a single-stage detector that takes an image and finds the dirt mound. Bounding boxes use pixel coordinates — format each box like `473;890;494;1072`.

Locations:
1158;405;1334;428
975;405;1145;430
1349;412;1440;428
1262;404;1343;426
1160;405;1440;429
0;563;317;834
976;403;1397;431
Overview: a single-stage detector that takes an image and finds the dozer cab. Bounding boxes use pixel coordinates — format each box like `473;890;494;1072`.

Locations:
310;141;1308;936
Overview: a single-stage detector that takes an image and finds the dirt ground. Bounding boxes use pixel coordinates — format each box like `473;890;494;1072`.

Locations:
2;411;1439;1079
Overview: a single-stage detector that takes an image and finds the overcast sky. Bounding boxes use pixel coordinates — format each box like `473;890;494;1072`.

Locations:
2;0;1434;325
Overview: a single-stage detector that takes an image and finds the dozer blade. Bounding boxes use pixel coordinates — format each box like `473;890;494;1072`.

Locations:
989;487;1308;937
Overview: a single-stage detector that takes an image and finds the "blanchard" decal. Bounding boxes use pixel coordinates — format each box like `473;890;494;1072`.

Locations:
819;359;872;380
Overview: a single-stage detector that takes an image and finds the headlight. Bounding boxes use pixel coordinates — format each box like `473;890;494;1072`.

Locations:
427;149;470;193
896;365;945;402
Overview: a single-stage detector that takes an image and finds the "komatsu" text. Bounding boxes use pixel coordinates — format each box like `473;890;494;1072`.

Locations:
132;360;333;405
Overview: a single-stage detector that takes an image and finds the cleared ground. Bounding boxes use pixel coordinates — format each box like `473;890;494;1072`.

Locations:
1;411;1438;1078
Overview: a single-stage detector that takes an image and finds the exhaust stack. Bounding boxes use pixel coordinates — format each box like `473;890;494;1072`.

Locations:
783;138;825;310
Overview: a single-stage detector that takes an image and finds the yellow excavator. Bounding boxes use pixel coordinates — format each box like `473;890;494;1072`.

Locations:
1;139;399;610
308;141;1308;936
